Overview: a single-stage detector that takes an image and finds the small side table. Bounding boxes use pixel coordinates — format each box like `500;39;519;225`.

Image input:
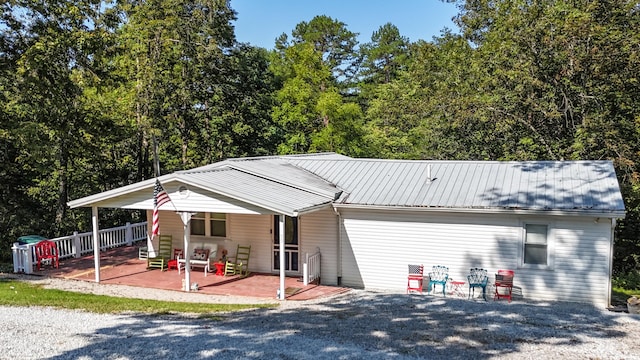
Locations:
213;262;225;276
449;281;466;298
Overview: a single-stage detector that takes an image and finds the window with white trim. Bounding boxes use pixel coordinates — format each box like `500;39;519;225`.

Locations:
524;224;548;265
191;212;227;237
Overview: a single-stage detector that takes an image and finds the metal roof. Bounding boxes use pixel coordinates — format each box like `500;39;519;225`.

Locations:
178;167;337;216
286;158;626;215
191;158;339;199
68;152;625;217
68;156;342;216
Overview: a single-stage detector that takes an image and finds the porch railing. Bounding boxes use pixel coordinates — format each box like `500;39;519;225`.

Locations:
12;221;148;274
303;249;321;286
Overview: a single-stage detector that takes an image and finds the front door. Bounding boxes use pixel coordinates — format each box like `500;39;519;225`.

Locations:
273;215;299;273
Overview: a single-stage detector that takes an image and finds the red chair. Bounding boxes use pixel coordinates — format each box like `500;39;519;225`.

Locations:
167;249;182;270
407;264;424;294
34;240;59;271
494;269;515;302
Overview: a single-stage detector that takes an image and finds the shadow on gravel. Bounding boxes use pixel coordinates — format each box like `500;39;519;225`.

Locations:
47;292;640;360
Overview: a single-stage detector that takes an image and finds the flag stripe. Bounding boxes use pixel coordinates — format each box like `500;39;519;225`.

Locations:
152;179;172;237
152;208;160;236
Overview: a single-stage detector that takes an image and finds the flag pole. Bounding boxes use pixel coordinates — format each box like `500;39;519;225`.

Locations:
152;134;160;178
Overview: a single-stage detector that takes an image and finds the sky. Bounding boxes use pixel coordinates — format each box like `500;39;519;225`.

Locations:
231;0;460;49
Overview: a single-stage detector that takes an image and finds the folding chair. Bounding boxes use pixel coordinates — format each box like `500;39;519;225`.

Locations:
494;269;515;302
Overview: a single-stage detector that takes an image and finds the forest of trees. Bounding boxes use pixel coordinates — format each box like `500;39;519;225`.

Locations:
1;0;639;283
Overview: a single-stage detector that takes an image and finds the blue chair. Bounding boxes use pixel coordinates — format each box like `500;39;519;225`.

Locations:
467;268;489;301
428;265;449;296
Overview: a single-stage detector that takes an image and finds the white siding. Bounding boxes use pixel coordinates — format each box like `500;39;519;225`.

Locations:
146;211;271;267
105;181;272;214
145;211;188;256
145;210;341;282
167;186;268;214
228;214;272;273
518;218;612;306
339;209;613;307
300;208;340;285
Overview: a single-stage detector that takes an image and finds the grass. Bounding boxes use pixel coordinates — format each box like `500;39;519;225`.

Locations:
612;286;640;305
0;279;277;315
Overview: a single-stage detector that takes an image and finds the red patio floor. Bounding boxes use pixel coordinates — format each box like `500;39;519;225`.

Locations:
37;243;350;301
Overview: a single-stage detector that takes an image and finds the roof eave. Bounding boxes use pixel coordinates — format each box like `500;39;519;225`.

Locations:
67;174;178;209
332;204;626;218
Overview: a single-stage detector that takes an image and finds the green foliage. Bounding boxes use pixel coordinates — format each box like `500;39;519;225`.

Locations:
286;15;359;82
613;269;640;292
359;23;410;86
271;35;364;154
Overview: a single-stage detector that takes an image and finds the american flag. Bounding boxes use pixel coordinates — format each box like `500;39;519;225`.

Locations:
152;179;171;237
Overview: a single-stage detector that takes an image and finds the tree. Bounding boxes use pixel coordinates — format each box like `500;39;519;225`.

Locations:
271;16;365;155
277;15;359;85
362;33;486;160
1;0;123;239
359;23;410;86
204;43;279;158
117;0;237;171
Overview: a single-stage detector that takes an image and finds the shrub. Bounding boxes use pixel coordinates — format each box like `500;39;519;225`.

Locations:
613;268;640;290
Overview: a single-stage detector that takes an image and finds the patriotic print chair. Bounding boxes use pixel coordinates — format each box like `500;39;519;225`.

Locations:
407;264;424;294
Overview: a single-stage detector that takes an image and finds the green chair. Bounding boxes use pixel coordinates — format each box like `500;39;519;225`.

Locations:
147;235;172;270
224;244;251;276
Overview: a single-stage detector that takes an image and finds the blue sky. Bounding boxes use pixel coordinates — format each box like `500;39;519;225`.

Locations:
231;0;460;49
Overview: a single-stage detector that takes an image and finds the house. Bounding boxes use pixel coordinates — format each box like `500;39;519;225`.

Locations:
68;153;626;306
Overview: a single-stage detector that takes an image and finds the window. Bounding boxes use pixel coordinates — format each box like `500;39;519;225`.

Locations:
191;213;206;236
211;213;226;237
190;212;226;237
524;224;548;265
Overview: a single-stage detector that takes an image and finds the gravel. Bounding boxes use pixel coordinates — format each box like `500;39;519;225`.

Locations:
2;275;640;359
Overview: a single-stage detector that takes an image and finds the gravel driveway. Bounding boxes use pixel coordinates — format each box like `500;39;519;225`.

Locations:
2;285;640;360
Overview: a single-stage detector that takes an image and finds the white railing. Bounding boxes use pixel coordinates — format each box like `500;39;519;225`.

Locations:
12;221;148;274
303;249;321;286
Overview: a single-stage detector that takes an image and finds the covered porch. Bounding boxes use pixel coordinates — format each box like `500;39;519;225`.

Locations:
67;158;343;300
33;242;349;301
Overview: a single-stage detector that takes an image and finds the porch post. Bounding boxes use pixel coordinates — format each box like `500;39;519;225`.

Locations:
92;206;101;283
179;212;195;292
278;215;286;300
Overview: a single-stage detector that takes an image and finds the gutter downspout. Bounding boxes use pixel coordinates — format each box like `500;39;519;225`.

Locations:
92;206;100;283
608;218;617;308
333;206;342;285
